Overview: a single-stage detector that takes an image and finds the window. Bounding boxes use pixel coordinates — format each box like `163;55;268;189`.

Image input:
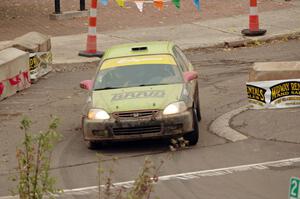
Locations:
174;46;193;71
173;47;188;72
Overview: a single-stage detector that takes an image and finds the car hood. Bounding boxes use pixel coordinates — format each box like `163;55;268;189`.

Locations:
92;84;183;113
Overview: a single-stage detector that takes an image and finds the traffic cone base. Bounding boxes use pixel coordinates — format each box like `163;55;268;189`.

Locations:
242;0;267;37
241;29;267;36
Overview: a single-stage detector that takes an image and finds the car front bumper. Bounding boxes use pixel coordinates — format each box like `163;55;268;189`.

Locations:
82;109;194;142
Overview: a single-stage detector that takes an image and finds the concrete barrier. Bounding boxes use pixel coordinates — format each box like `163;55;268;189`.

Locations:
249;62;300;81
11;32;52;82
12;32;51;53
0;48;30;101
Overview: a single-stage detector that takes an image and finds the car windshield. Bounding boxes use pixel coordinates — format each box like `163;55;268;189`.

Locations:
94;63;183;90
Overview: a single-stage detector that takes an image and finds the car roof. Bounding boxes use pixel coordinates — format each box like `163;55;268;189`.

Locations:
102;41;175;60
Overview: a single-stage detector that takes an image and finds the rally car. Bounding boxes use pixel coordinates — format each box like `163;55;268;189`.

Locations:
80;41;201;149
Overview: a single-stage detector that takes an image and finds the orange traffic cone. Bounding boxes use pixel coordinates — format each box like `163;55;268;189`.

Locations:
242;0;266;36
79;0;103;57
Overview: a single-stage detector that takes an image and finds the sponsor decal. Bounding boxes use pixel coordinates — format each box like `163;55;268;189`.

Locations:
270;81;300;103
112;90;165;101
116;57;164;64
29;52;52;79
247;79;300;109
247;85;266;103
101;55;176;70
29;55;40;70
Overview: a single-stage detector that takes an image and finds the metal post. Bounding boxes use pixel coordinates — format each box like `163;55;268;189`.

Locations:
80;0;86;11
54;0;61;14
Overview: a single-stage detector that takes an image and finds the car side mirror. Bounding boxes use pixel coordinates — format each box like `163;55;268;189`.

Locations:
80;80;93;90
183;71;198;82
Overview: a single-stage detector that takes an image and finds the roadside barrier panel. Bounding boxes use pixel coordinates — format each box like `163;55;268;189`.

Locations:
0;48;30;101
246;62;300;109
12;32;52;82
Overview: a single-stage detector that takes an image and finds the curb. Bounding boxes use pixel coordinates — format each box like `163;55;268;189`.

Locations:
209;105;250;142
185;31;300;52
51;30;300;65
49;10;89;20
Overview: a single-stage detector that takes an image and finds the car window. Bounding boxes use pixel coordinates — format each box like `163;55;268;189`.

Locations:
173;47;188;72
174;46;193;71
94;63;184;90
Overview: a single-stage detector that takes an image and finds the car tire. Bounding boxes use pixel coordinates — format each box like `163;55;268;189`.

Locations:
195;91;201;122
196;101;201;122
184;109;199;146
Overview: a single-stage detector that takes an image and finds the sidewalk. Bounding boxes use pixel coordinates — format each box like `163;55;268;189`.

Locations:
51;7;300;64
1;7;300;64
0;0;294;40
0;0;300;64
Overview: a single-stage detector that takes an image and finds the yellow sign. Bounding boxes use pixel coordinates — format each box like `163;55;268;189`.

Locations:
100;55;176;70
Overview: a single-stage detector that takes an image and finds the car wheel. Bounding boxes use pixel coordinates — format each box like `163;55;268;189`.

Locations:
196;101;201;122
184;109;199;146
195;91;201;122
86;140;100;150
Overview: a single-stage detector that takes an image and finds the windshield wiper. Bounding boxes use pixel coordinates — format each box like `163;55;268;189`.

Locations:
138;83;172;87
94;87;123;91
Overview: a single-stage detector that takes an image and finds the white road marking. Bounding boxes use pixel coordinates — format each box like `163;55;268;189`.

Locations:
1;157;300;198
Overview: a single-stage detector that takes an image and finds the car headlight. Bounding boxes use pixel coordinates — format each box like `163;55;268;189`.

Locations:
163;101;187;115
88;109;110;120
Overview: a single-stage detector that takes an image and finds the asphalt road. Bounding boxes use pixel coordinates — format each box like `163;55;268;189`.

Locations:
0;39;300;198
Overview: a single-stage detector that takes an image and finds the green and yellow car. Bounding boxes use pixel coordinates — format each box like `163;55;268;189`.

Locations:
80;41;201;149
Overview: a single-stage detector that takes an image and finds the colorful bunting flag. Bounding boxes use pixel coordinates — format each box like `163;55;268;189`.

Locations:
172;0;180;9
110;0;200;12
100;0;108;6
193;0;201;11
135;1;144;12
154;0;164;11
115;0;125;7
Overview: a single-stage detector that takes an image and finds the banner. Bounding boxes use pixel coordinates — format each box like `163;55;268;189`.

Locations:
247;79;300;109
29;51;52;82
103;0;200;12
135;1;144;12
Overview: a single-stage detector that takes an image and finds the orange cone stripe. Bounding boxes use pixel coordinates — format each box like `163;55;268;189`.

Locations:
89;17;97;27
91;0;97;8
154;0;163;10
250;0;257;7
248;0;259;31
